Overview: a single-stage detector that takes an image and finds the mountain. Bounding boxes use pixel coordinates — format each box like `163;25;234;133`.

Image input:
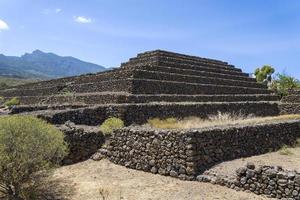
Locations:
0;50;106;79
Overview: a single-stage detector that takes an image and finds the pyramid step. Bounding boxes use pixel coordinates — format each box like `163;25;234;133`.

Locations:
137;50;228;65
29;102;280;126
123;58;247;77
12;68;258;92
125;56;240;72
131;79;271;95
0;79;271;97
122;56;242;74
15;93;280;105
14;68;121;90
137;66;255;82
0;79;133;97
132;70;266;89
134;50;236;70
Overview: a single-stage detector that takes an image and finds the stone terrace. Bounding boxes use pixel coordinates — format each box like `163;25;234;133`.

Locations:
280;89;300;114
0;50;280;125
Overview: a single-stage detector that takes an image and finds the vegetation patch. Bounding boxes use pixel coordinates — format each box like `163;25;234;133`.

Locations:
4;97;20;107
100;117;125;135
147;117;181;129
0;116;68;200
0;76;37;90
278;138;300;155
146;113;300;129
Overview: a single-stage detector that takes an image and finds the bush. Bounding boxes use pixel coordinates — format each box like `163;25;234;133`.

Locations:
254;65;275;83
100;117;124;135
0;116;68;200
270;73;300;97
4;97;20;107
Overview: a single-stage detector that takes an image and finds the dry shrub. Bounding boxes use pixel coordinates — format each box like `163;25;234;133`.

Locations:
147;113;300;129
279;145;294;155
147;118;180;129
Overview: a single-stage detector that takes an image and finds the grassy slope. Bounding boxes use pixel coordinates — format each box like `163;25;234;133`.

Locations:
0;76;37;89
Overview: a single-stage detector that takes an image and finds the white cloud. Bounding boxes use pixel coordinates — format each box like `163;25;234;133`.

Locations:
55;8;62;13
0;19;9;31
42;8;62;15
74;16;92;24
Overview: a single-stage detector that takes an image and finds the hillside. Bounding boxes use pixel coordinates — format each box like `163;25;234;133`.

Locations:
0;50;106;79
0;76;37;90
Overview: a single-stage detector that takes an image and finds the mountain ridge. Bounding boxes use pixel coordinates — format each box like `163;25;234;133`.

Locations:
0;50;106;79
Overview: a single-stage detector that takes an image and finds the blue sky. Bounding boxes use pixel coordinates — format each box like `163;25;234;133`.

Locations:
0;0;300;77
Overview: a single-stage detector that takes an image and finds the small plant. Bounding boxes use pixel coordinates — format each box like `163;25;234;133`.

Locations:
63;91;75;97
100;117;124;135
0;116;68;200
4;97;20;107
279;145;293;155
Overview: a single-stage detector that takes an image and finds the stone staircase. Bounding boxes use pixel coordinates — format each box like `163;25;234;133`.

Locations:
0;50;280;125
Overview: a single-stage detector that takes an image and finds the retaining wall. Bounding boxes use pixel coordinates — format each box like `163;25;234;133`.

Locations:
103;120;300;181
15;94;279;106
58;122;105;165
36;102;280;126
198;163;300;199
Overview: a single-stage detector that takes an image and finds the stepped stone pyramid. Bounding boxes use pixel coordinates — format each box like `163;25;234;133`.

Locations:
0;50;280;125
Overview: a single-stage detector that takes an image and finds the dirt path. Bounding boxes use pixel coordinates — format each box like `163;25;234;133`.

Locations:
52;159;268;200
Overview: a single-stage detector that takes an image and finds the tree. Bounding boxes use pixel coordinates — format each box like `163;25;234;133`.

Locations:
254;65;275;83
0;116;68;200
270;73;300;97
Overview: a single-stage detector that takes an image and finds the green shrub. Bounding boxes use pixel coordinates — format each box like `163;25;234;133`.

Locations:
0;116;68;200
100;117;124;135
4;97;20;107
270;73;300;97
254;65;275;83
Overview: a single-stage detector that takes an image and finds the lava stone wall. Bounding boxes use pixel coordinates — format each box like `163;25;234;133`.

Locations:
104;120;300;180
192;120;300;174
280;90;300;114
36;102;280;126
105;127;197;180
131;79;269;95
198;163;300;199
16;93;279;106
280;103;300;115
57;122;105;165
235;165;300;199
132;70;265;89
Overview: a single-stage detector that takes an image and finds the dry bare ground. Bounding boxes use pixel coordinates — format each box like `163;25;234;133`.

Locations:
51;159;269;200
205;147;300;179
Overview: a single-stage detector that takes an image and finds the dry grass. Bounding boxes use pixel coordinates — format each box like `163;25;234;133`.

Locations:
51;159;268;200
279;139;300;155
147;113;300;129
279;145;294;155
